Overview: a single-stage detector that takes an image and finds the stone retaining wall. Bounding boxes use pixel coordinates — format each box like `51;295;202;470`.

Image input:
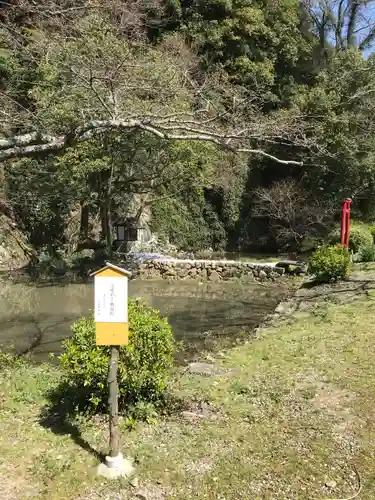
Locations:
135;259;286;281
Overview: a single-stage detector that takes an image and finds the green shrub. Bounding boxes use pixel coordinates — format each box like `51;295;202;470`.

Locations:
349;226;373;253
69;249;95;268
368;225;375;243
358;244;375;263
59;299;176;415
0;348;24;370
94;247;111;261
151;196;227;251
308;245;350;282
0;349;15;370
37;250;67;274
328;223;373;253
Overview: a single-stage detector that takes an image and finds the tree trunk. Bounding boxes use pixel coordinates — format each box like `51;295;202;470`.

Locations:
99;165;113;257
106;198;113;256
347;1;360;47
106;161;115;256
79;202;89;241
108;346;120;457
100;199;112;256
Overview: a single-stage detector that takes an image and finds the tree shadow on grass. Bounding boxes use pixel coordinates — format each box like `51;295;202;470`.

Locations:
39;381;186;463
39;382;106;463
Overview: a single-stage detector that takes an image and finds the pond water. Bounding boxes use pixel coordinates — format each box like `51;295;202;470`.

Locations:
0;279;292;362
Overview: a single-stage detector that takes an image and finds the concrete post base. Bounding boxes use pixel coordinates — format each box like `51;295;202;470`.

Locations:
96;452;135;479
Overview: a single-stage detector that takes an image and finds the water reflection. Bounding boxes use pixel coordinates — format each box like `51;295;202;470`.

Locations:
0;279;290;361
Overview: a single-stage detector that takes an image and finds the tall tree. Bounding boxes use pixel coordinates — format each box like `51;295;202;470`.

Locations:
297;49;375;211
302;0;375;51
0;1;312;164
161;0;315;102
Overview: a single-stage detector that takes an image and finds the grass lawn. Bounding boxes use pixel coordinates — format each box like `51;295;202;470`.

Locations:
1;293;375;499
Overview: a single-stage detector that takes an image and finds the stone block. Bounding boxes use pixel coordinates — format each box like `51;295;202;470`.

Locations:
208;270;220;282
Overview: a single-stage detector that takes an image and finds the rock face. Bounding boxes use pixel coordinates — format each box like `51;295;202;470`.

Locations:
208;270;220;282
0;215;30;270
131;257;286;282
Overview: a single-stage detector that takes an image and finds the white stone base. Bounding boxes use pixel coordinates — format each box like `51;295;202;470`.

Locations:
96;452;135;479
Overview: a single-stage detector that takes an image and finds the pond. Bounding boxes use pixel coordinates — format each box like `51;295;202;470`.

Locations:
0;278;293;362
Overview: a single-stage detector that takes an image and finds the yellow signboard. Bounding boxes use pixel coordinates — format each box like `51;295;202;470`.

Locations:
90;263;132;346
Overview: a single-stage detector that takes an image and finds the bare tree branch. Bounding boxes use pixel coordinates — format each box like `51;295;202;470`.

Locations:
302;0;375;51
0;0;310;167
0;119;304;165
252;179;334;250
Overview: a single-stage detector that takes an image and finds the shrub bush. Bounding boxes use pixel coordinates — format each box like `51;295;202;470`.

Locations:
308;245;350;283
358;244;375;263
328;223;373;253
368;225;375;244
0;348;23;370
59;299;176;415
68;249;95;270
37;250;67;274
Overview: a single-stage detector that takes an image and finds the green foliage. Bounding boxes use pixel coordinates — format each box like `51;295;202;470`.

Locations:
300;51;375;206
149;142;228;250
150;146;245;251
151;196;228;251
171;0;311;99
328;223;373;253
5;157;74;248
358;244;375;263
69;249;95;268
368;225;375;243
2;1;375;259
27;16;193;133
37;250;67;275
0;349;23;370
127;401;159;426
59;299;176;416
308;245;350;283
151;197;209;250
352;226;373;254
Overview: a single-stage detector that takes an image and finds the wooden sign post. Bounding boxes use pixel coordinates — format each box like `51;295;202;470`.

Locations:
91;262;134;478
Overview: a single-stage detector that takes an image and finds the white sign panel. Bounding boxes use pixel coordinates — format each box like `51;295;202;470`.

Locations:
94;276;128;323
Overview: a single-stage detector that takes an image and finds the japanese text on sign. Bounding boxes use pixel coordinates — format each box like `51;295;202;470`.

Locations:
94;276;128;323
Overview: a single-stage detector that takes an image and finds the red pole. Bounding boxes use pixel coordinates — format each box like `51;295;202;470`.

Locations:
340;199;348;246
344;198;352;249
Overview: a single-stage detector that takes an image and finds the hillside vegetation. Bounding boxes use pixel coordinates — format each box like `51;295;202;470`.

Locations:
0;0;375;258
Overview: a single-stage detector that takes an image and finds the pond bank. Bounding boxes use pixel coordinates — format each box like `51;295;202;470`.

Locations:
127;257;305;281
0;270;373;499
